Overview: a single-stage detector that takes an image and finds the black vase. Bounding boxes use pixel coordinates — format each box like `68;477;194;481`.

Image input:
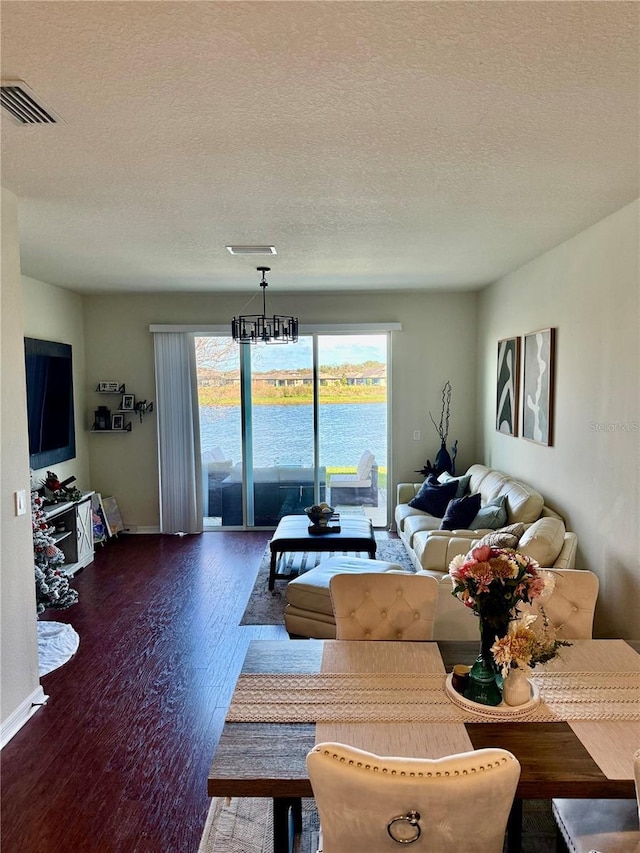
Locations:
434;442;453;474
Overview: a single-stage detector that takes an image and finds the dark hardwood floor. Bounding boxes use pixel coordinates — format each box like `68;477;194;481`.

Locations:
1;530;299;853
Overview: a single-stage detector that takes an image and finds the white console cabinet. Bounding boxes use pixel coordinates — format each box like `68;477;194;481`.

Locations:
43;491;95;576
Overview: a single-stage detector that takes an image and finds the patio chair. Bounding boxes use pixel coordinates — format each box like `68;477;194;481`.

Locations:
329;450;378;506
307;743;521;852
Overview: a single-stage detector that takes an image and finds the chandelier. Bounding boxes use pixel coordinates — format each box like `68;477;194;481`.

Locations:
231;266;299;345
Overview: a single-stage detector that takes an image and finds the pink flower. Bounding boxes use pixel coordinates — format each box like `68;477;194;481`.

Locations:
471;544;493;563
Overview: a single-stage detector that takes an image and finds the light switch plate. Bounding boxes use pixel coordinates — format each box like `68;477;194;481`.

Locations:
15;489;27;516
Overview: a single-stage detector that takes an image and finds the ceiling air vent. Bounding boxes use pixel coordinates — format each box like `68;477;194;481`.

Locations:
226;246;277;255
1;80;63;125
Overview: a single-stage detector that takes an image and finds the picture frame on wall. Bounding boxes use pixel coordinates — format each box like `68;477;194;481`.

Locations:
111;413;124;430
496;337;521;436
522;327;556;446
121;394;135;411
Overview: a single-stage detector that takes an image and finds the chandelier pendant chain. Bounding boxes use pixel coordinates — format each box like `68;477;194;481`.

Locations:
231;266;299;345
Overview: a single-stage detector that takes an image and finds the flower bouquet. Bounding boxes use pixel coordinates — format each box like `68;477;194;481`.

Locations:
448;544;548;705
491;612;571;705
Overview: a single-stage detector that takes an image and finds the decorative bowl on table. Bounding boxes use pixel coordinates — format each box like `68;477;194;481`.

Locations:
304;504;334;527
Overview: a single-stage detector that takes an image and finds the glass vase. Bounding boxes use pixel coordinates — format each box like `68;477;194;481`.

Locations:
464;616;509;706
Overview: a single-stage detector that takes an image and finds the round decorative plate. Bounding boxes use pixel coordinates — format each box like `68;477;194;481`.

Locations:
445;673;540;718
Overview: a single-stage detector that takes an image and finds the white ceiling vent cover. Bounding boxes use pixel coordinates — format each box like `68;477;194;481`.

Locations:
226;246;277;255
1;80;63;125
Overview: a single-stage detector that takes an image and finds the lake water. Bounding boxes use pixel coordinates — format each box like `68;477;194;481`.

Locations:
200;402;387;468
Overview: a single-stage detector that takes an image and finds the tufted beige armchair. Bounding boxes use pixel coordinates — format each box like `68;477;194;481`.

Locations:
518;568;600;640
430;567;600;641
329;572;439;641
307;743;521;852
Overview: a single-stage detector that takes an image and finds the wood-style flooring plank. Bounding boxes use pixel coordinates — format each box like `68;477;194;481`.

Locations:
1;531;273;853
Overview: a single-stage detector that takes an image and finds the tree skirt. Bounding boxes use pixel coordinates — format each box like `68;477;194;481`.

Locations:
240;537;414;626
37;620;80;676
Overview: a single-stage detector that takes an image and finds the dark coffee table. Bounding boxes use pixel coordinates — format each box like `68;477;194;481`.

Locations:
268;514;376;590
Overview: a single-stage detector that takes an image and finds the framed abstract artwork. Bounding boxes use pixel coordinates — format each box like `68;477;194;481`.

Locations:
522;327;556;446
496;337;521;436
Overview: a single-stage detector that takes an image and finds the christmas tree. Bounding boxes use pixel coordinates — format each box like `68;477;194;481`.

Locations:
32;491;78;614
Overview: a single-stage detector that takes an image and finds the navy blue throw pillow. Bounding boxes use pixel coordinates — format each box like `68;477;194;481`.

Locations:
408;477;457;517
439;492;483;531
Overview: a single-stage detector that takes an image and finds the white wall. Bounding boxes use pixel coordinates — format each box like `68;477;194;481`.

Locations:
1;202;89;741
82;290;480;529
478;200;639;638
1;189;41;734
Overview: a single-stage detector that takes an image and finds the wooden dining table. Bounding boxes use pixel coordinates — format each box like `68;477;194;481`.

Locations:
208;639;640;853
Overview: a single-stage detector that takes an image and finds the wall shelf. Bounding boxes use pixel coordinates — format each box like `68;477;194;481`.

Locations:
91;381;152;431
90;423;132;433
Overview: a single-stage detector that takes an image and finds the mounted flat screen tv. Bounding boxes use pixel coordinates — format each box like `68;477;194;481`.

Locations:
24;337;76;470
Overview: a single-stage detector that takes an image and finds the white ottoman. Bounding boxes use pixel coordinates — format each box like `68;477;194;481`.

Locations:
284;555;404;639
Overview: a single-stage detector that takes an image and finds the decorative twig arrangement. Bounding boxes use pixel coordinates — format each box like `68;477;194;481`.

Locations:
415;380;459;477
430;380;452;444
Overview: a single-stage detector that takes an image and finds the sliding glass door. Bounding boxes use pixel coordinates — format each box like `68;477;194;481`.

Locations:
317;335;388;528
196;336;243;525
196;332;388;529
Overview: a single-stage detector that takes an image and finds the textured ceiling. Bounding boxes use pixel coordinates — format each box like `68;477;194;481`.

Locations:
1;1;638;294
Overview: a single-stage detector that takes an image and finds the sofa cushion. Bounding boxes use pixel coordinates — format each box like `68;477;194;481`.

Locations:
437;471;471;498
332;473;371;488
402;512;443;547
440;493;482;531
470;495;508;530
474;522;526;550
501;480;545;524
517;517;566;566
464;464;544;525
408;476;457;517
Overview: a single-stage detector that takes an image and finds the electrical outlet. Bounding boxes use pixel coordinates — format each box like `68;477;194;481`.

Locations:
15;489;27;516
413;430;421;441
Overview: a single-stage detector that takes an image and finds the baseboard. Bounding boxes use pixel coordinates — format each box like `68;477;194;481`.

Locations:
125;526;161;534
1;685;49;749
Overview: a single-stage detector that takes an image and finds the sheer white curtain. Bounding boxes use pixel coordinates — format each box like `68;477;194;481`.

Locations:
153;332;202;534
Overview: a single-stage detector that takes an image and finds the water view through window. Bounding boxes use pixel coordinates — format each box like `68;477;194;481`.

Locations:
196;334;388;528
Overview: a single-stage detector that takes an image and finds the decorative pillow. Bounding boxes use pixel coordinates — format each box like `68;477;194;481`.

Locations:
437;471;472;499
408;476;458;517
440;493;482;531
474;522;526;551
470;494;508;530
517;517;566;566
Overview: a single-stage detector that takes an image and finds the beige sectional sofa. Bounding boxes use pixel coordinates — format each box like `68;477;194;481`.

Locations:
395;464;578;638
396;464;577;575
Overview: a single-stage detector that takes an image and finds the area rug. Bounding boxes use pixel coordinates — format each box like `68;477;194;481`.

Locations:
198;797;318;853
197;795;556;852
240;536;414;626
